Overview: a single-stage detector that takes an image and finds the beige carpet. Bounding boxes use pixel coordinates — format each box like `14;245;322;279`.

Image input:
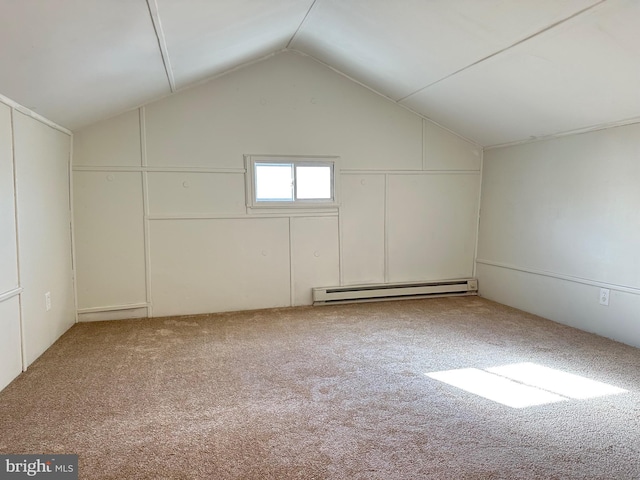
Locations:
0;297;639;479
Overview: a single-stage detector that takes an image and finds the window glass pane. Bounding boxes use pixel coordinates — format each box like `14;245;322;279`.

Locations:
296;165;332;200
255;164;293;201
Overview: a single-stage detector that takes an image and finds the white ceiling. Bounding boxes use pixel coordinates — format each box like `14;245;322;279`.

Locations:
1;0;638;146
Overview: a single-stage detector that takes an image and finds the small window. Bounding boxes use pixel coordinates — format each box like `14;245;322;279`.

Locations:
246;156;337;208
255;163;294;202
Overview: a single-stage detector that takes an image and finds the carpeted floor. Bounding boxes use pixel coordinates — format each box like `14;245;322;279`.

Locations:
0;297;639;479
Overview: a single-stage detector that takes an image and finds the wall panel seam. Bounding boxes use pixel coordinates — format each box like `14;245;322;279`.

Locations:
338;204;344;287
140;107;153;317
289;217;294;306
10;108;28;371
68;134;79;323
384;174;389;283
472;149;484;278
72;167;479;175
341;169;479;175
476;259;640;295
147;213;338;220
0;287;22;303
0;96;71;136
72;166;246;173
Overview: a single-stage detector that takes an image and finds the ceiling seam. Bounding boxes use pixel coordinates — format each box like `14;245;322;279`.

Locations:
98;50;287;132
288;49;482;148
485;115;640;150
0;93;72;135
146;0;176;92
396;0;608;103
286;0;318;48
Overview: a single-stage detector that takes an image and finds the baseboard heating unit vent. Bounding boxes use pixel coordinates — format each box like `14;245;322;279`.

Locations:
313;279;478;305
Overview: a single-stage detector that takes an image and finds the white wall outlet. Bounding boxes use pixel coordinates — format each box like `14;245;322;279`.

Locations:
599;288;610;306
45;292;51;311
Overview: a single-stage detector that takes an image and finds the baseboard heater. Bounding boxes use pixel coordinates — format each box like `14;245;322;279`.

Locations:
313;279;478;305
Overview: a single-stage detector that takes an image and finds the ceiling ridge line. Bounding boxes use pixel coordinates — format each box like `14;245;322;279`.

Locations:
286;0;318;49
146;0;176;92
396;0;608;103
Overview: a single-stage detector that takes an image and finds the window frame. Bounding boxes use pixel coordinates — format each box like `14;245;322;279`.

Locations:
245;155;339;209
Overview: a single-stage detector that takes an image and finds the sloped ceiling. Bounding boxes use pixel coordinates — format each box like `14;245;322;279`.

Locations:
0;0;638;146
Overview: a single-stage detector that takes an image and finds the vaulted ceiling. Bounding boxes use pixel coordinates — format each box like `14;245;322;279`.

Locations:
1;0;638;146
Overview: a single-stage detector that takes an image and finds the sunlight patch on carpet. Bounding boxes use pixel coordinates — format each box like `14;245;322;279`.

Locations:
426;363;627;408
487;363;627;400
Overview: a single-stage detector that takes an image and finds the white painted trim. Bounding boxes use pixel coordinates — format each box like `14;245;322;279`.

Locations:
72;165;246;173
140;107;148;169
0;287;22;303
68;134;79;324
288;217;294;306
9;109;20;294
247;203;341;211
0;94;71;136
146;0;176;92
471;148;484;278
10;108;28;371
73;47;476;150
245;153;340;160
148;212;339;221
475;259;640;296
337;200;344;287
77;303;150;314
71;51;287;132
485;116;640;150
288;50;483;148
140;108;153;318
397;0;607;102
148;167;244;173
384;174;389;283
421;119;427;171
246;207;339;215
175;50;286;94
245;154;339;209
341;169;480;175
73;166;142;172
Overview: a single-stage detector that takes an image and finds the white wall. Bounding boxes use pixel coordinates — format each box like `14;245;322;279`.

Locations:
477;123;640;348
14;112;75;364
0;97;75;391
73;51;481;319
0;102;21;391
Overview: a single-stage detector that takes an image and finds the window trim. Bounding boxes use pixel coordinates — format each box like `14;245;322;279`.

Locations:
245;155;339;209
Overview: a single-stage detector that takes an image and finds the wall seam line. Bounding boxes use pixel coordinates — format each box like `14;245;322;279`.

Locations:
10;108;28;372
140;107;153;317
472;148;484;279
384;174;389;283
0;287;22;303
69;133;79;324
476;259;640;295
289;217;294;306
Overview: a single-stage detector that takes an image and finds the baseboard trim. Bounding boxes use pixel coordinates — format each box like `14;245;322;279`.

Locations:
77;302;150;314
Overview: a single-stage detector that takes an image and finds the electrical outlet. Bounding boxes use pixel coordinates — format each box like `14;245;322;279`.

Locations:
599;288;610;306
45;292;51;311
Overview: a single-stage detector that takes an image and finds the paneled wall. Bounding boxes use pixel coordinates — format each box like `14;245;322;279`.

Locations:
73;51;481;320
0;102;21;391
477;124;640;348
0;97;74;391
